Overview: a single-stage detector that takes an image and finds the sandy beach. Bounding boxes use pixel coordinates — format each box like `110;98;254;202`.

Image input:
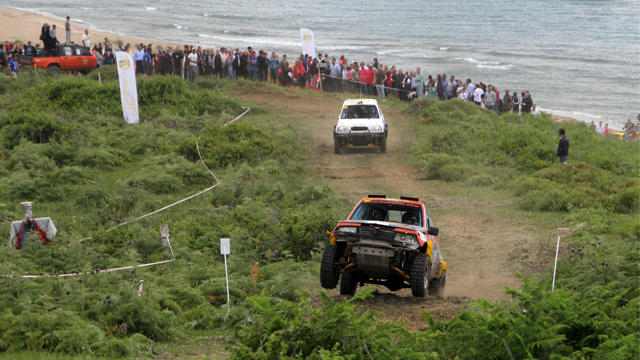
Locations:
0;6;179;50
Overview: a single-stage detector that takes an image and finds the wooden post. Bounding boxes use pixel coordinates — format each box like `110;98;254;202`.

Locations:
250;261;259;284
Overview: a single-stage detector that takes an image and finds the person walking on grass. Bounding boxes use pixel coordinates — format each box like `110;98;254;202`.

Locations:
557;128;569;164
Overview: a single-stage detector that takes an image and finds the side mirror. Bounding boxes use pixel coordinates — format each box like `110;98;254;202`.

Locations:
428;227;439;236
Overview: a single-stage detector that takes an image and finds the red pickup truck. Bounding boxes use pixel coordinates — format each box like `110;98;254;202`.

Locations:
18;44;98;74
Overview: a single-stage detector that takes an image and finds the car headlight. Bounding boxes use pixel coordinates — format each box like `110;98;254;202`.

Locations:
336;126;350;132
370;125;382;132
394;233;417;245
338;226;357;234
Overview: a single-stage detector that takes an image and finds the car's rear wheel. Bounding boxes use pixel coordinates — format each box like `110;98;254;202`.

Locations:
410;253;430;297
429;270;446;296
48;65;61;75
334;138;341;154
320;245;340;289
339;271;357;296
380;136;387;154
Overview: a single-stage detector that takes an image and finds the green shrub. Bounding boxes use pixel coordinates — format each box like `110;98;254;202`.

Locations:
467;174;495;186
0;111;71;149
417;153;473;182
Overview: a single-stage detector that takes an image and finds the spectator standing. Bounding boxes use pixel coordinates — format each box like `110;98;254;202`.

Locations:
268;52;279;84
24;41;37;56
414;68;424;97
247;51;258;82
143;45;152;77
225;49;235;79
82;29;91;50
9;55;18;79
257;51;268;81
511;92;520;113
473;84;484;106
557;128;569;164
532;104;540;115
187;48;199;82
502;89;512;113
134;44;144;75
446;75;457;100
164;47;173;75
521;91;533;113
172;48;183;78
595;121;605;135
376;65;387;97
214;50;223;78
155;47;165;75
603;123;609;138
484;85;497;113
65;16;71;43
279;54;289;86
329;58;341;92
465;79;475;102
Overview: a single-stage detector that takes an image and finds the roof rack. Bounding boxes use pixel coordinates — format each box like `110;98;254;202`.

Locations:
400;196;419;202
368;194;387;199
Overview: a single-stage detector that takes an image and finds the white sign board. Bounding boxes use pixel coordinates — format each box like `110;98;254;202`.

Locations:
300;28;317;59
220;238;230;255
114;51;140;124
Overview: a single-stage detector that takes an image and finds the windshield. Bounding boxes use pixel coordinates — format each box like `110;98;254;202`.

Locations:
340;105;379;119
350;201;422;226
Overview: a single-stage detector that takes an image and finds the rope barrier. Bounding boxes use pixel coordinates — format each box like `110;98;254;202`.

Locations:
3;138;223;279
224;107;251;127
0;259;176;278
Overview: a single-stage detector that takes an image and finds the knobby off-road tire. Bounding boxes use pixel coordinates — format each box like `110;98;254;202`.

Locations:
339;271;358;296
410;253;430;297
320;245;340;289
380;135;387;154
334;138;341;154
429;270;446;296
48;65;61;75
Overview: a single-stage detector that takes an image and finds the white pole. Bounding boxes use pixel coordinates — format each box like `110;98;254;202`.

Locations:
552;236;561;292
224;254;230;304
98;72;102;86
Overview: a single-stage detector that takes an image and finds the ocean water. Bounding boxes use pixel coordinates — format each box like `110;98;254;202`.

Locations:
5;0;639;129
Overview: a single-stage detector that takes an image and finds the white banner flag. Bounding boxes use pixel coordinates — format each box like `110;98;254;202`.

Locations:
115;51;139;124
300;28;316;59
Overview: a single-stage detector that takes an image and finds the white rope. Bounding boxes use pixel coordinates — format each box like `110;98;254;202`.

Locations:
0;259;175;278
78;140;221;242
223;107;251;127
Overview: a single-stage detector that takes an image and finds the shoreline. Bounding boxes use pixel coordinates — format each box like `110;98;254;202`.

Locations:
0;6;623;130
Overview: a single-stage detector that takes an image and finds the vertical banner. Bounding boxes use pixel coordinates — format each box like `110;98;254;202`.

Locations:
300;28;316;59
115;51;140;124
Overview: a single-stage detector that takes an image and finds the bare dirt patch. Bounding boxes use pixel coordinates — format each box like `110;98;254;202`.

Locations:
236;89;546;323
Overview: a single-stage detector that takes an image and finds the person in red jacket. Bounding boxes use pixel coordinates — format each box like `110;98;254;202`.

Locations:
365;64;375;96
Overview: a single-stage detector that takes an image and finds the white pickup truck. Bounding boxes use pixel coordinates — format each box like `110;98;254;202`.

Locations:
333;99;388;154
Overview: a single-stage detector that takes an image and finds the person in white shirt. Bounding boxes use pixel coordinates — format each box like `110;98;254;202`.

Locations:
531;104;540;115
187;48;199;82
473;85;484;105
81;29;91;49
595;121;605;135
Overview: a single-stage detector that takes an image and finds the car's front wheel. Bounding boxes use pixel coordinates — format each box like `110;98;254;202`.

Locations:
334;138;341;154
380;136;387;154
339;271;357;296
410;253;430;297
320;245;340;289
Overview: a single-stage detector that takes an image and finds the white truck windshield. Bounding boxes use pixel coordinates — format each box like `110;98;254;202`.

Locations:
340;105;379;119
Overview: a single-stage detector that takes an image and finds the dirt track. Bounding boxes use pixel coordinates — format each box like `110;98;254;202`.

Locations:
237;89;544;326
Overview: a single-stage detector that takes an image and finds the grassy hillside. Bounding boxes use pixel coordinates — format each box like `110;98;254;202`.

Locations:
0;67;638;359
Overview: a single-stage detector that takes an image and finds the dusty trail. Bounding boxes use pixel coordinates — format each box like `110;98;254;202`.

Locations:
237;89;542;326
